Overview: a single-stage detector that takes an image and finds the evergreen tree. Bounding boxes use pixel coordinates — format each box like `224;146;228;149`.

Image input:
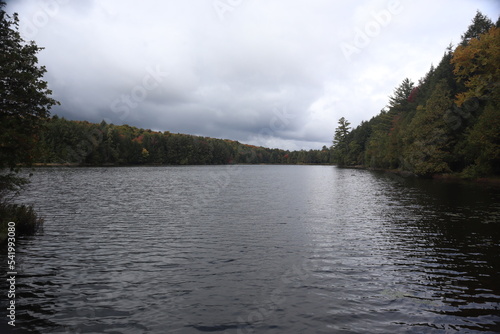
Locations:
460;11;494;46
463;101;500;176
332;117;351;166
403;80;454;176
387;78;414;109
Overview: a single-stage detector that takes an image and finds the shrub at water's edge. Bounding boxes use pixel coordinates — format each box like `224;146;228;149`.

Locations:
0;202;44;245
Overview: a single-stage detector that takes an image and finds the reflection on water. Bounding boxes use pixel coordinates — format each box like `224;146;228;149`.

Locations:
1;166;499;333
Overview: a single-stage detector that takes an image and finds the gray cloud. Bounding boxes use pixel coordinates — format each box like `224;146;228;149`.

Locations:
6;0;500;150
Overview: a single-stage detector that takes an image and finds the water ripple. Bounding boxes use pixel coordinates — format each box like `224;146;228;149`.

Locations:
1;166;499;333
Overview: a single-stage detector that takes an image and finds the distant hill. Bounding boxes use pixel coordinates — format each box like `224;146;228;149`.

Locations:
35;116;331;166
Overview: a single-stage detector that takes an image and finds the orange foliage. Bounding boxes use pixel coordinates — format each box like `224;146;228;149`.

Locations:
451;27;500;106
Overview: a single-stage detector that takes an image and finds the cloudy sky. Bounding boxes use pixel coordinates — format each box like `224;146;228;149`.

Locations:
6;0;500;150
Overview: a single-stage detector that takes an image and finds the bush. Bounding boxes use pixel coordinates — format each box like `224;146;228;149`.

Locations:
0;202;43;245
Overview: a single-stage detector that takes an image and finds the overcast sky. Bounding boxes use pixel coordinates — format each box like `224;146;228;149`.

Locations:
6;0;500;150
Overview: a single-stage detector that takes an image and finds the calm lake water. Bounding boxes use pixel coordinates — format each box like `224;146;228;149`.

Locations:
2;165;500;333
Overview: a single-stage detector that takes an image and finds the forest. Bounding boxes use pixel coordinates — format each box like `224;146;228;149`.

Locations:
331;12;499;178
34;116;332;166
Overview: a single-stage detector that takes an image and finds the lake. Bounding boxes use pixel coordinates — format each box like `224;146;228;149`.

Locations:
2;165;500;333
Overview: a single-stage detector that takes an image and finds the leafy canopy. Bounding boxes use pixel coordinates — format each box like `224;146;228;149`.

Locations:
0;2;59;196
452;26;500;106
0;2;58;171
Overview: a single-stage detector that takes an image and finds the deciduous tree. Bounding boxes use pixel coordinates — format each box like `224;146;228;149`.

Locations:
0;2;58;195
452;26;500;106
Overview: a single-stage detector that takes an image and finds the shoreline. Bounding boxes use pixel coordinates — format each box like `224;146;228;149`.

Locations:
347;165;500;186
25;163;500;185
28;162;336;167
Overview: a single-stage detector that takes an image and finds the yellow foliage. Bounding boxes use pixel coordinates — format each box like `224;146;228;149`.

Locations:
451;27;500;106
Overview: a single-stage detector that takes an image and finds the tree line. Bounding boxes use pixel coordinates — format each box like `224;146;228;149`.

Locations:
34;116;332;166
331;12;499;178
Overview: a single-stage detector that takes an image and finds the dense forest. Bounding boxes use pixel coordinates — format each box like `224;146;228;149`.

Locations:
331;12;500;178
34;116;332;166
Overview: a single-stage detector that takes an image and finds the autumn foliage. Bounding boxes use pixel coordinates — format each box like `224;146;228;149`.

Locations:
332;12;500;177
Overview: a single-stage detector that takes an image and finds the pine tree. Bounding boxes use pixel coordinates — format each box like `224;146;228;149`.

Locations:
460;11;494;46
387;78;414;109
332;117;351;166
403;80;454;176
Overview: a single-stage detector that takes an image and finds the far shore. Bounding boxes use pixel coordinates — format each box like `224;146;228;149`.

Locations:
26;163;500;185
32;162;81;167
